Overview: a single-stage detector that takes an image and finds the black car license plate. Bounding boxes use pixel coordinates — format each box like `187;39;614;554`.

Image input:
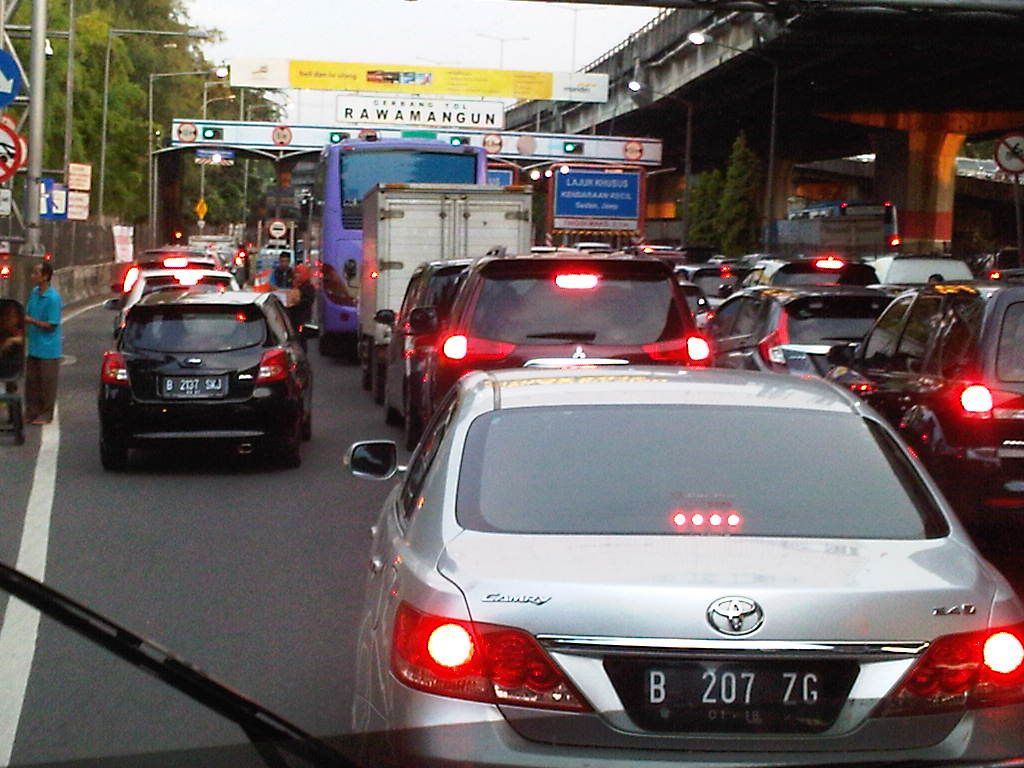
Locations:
604;658;858;734
161;375;228;399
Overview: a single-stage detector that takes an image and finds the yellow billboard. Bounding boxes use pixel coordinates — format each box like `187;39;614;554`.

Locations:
229;58;608;103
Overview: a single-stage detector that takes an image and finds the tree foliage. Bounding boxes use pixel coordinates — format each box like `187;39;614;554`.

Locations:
687;169;724;247
716;132;763;257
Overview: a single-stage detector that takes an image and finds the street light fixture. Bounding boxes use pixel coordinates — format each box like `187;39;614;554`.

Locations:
689;31;779;250
627;61;694;246
200;85;237;203
99;26;210;219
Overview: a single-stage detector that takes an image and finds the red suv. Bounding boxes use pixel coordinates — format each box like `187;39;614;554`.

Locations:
415;254;711;418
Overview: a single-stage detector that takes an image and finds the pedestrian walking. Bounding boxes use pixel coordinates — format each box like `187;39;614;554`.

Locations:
270;252;294;289
24;261;62;425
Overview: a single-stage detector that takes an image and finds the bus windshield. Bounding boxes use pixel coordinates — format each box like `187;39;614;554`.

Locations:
340;149;479;207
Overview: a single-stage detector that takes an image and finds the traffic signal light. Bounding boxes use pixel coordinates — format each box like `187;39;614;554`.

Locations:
329;131;349;144
563;140;584;154
201;127;224;140
450;136;471;146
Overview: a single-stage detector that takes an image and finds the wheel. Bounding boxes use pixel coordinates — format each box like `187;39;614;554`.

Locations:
277;416;302;468
100;432;128;471
318;333;333;357
301;403;312;441
372;352;386;406
384;376;402;426
403;383;423;452
360;341;372;391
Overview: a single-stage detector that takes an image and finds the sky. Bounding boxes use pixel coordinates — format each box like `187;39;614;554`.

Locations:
183;0;663;122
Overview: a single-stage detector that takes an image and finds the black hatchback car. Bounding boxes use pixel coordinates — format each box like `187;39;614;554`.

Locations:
827;282;1024;516
416;253;710;422
709;286;890;376
98;290;316;470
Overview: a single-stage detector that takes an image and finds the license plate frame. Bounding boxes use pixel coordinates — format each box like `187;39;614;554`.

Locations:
603;657;858;734
160;375;229;400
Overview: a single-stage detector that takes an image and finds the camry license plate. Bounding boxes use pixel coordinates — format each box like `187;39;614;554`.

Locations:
161;375;228;399
604;659;857;734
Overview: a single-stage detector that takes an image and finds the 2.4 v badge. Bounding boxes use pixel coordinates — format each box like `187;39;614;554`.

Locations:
707;596;764;636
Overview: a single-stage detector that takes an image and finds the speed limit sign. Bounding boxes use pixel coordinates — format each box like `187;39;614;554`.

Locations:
271;125;293;147
268;219;288;239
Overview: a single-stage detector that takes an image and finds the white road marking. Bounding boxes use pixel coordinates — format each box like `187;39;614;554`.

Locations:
0;408;59;767
0;301;97;766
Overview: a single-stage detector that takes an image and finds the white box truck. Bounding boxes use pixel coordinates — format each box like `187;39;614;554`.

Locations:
358;183;533;397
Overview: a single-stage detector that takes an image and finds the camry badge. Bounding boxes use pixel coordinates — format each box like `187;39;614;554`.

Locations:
707;596;764;636
572;346;587;360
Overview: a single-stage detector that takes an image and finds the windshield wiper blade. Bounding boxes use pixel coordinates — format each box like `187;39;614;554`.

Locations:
0;561;354;768
525;331;597;341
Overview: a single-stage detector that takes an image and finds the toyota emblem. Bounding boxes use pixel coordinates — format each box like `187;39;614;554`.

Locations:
707;596;764;636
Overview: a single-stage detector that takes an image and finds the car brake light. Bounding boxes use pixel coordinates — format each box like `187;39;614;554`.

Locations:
719;265;733;279
961;384;993;415
392;602;590;712
554;273;599;290
814;257;845;270
0;264;10;280
256;348;290;384
758;310;790;369
122;266;140;293
101;351;129;385
878;625;1024;716
163;257;189;268
441;334;515;363
889;235;902;248
234;250;246;267
642;335;712;366
989;270;1003;280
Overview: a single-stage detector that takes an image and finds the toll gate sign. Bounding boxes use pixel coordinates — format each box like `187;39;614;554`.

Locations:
551;167;643;233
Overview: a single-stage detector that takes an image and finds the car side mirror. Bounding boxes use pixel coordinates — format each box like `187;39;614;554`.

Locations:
344;259;358;281
827;342;858;367
346;440;403;480
103;297;122;311
299;323;320;340
408;306;439;335
375;309;396;327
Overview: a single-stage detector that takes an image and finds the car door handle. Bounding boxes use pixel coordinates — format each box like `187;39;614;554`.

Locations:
370;556;384;574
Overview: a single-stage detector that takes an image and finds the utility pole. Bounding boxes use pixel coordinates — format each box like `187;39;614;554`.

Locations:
24;0;47;263
62;0;74;179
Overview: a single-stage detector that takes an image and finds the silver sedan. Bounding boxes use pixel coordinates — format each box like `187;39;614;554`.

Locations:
347;367;1024;768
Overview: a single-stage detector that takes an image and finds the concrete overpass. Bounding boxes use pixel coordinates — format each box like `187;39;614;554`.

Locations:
506;6;1024;250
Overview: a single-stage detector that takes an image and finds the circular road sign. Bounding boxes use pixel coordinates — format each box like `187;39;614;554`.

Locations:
996;133;1024;175
483;134;503;154
177;122;198;143
271;125;293;147
0;122;25;183
624;140;644;162
268;219;288;239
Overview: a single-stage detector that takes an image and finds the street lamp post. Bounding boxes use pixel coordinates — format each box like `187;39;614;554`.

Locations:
628;66;694;246
476;33;529;69
99;26;207;220
689;31;779;250
148;67;226;247
200;84;236;203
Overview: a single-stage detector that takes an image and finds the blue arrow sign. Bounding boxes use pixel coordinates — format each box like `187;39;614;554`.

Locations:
0;51;22;109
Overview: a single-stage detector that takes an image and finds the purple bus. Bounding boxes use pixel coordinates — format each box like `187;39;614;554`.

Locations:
313;138;488;357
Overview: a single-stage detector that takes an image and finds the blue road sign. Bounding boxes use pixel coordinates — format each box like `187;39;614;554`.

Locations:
39;178;68;221
0;51;22;109
552;168;642;231
487;168;515;187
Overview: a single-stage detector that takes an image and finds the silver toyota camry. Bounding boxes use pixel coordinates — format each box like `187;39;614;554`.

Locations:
347;367;1024;768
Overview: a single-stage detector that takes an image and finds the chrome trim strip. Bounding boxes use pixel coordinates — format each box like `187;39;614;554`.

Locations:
537;635;929;656
524;358;629;367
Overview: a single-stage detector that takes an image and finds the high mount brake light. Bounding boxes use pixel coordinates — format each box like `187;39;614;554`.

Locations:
392;603;590;712
163;257;189;268
101;351;129;385
814;257;846;270
878;625;1024;716
554;273;600;290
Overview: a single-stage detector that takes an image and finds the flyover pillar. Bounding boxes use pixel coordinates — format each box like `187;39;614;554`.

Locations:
827;111;1024;252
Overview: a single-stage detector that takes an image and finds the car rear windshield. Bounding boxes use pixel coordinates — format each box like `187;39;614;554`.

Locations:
468;261;687;345
773;263;878;287
141;275;232;296
884;259;973;284
457;405;946;539
691;269;736;296
997;301;1024;382
123;306;267;353
784;295;889;344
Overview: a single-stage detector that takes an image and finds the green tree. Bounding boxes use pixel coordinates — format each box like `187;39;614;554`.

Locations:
687;169;724;247
716;132;763;257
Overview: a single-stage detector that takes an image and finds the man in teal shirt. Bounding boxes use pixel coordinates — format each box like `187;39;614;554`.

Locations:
24;261;62;425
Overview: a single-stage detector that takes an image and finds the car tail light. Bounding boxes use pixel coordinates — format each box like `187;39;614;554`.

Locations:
256;349;290;384
0;264;10;280
961;384;994;415
642;335;712;366
391;602;590;712
163;257;189;268
441;334;515;363
321;264;356;307
234;250;246;267
554;273;599;290
989;270;1003;280
878;625;1024;716
122;266;140;293
814;256;845;271
719;264;733;279
758;311;790;370
888;235;902;248
101;351;129;385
